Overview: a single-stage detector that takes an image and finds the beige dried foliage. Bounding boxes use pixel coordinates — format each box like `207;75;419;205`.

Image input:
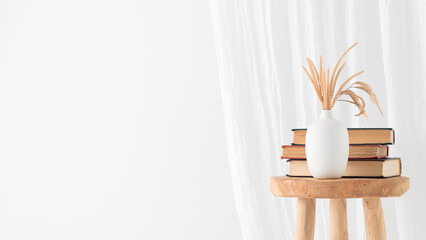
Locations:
339;89;367;119
350;81;383;115
302;42;383;121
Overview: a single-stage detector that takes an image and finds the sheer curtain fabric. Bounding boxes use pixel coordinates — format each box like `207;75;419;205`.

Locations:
210;0;426;239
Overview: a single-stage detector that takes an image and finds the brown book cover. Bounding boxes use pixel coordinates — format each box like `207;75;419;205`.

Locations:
282;145;388;159
292;128;394;145
286;158;401;178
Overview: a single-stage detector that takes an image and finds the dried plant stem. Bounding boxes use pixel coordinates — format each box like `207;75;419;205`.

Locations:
308;59;321;99
331;62;346;96
322;69;327;109
330;42;358;90
302;66;322;102
302;42;383;120
309;59;320;85
326;68;330;109
331;70;365;107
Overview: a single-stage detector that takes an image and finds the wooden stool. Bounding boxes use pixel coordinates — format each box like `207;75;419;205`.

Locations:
270;176;409;240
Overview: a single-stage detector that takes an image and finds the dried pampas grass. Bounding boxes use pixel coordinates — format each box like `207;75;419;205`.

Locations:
302;42;383;121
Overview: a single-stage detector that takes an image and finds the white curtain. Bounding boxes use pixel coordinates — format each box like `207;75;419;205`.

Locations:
210;0;426;239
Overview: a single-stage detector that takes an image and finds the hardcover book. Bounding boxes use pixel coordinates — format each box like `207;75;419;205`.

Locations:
292;128;394;145
286;158;401;178
282;145;388;159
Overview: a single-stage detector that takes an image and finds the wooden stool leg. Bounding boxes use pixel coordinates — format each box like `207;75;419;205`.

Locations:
295;198;315;240
329;198;348;240
363;198;386;240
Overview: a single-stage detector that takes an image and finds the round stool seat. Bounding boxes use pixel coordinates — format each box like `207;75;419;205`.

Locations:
270;176;410;240
270;176;409;199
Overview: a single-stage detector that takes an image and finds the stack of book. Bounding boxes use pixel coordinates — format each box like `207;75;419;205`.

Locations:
282;128;401;178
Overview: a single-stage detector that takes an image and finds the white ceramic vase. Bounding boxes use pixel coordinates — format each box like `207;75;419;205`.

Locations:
305;110;349;179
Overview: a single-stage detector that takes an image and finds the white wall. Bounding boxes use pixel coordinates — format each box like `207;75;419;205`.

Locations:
0;0;242;239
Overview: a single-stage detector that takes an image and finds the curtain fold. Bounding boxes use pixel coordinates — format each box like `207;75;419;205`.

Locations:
210;0;426;239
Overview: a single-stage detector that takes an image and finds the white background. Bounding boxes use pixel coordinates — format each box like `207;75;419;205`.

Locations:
0;0;242;239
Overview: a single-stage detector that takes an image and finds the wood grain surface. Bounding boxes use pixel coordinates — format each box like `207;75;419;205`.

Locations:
329;199;348;240
270;176;409;199
363;198;387;240
295;198;316;240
